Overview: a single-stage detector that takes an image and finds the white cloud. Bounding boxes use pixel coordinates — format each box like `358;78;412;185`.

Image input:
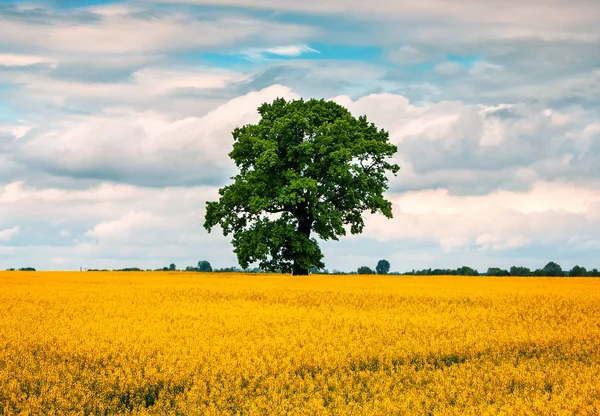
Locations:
0;13;314;55
264;44;319;57
149;0;599;30
84;211;165;242
469;61;503;75
434;61;465;75
359;181;600;252
12;85;300;186
386;46;429;66
0;54;56;68
17;67;246;101
0;181;150;203
329;92;600;194
132;68;249;92
0;125;32;140
0;180;237;269
9;87;597;194
240;44;319;62
476;234;532;250
0;226;20;241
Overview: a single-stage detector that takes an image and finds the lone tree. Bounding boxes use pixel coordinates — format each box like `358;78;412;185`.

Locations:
204;97;399;275
542;261;563;276
357;266;376;275
376;259;390;275
197;260;212;272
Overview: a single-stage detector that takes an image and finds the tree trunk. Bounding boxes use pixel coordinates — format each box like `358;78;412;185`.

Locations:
292;216;312;276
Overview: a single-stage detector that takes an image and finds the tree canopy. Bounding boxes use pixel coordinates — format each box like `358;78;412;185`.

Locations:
357;266;376;275
486;267;510;276
376;259;391;275
542;261;563;276
197;260;213;272
204;97;399;275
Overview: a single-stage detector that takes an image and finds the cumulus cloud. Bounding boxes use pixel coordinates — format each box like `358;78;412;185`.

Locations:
0;226;20;241
331;93;600;193
360;181;600;253
0;180;237;269
10;85;299;186
84;211;169;242
4;86;600;271
6;86;599;195
7;66;249;121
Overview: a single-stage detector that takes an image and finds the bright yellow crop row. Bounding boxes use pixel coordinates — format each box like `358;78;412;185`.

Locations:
1;272;599;415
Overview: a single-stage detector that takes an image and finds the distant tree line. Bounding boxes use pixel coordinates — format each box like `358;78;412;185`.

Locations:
483;262;600;277
86;261;260;273
13;259;599;277
401;262;600;277
4;267;36;271
403;266;479;276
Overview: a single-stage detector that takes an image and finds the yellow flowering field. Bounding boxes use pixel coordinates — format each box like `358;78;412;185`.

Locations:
1;272;599;415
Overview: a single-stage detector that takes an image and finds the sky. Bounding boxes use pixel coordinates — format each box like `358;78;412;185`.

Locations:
0;0;599;272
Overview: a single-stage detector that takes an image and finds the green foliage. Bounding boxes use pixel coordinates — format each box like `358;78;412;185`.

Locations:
456;266;479;276
542;261;563;276
357;266;375;275
486;267;510;276
204;97;399;275
213;267;242;273
197;261;213;272
376;259;390;275
404;267;479;276
569;265;587;277
169;263;176;271
588;268;600;277
509;266;532;276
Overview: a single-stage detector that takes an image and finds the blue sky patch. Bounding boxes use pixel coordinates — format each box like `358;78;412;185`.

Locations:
305;43;383;63
191;44;384;70
446;54;482;68
0;102;16;121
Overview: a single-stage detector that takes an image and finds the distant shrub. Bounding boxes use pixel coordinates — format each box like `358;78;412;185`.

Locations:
486;267;510;277
542;261;563;276
197;261;212;272
569;265;586;277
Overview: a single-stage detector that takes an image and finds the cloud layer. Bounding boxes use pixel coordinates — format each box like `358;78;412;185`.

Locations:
0;0;599;271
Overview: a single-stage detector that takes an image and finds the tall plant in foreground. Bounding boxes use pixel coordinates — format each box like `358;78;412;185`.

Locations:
204;97;399;275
